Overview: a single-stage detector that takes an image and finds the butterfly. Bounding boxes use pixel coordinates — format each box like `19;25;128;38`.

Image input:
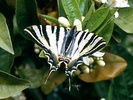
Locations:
24;25;106;90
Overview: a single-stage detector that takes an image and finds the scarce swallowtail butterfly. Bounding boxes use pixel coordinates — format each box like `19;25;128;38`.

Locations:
24;25;106;89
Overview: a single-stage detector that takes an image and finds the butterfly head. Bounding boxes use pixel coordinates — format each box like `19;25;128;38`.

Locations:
57;56;82;77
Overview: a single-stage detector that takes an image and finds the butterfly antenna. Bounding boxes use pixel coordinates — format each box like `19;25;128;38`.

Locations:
68;76;72;91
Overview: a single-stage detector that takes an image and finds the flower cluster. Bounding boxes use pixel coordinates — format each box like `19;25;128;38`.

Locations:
95;0;130;18
95;0;130;8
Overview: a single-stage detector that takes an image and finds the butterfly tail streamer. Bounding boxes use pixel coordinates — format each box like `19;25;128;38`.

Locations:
69;76;72;91
44;67;57;84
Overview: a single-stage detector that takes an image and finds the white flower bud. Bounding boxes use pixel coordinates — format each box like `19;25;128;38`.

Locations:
99;57;103;60
34;43;39;48
82;16;85;21
34;48;40;54
100;98;106;100
96;57;100;61
102;0;107;3
114;0;130;8
114;11;119;18
107;0;130;8
74;69;81;75
82;67;90;74
97;60;105;67
94;0;107;3
80;65;87;70
89;57;94;64
58;17;70;27
80;65;90;73
73;19;82;31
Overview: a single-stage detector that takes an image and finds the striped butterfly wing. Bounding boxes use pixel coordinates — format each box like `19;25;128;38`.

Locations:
65;30;106;60
77;31;106;56
24;25;71;57
64;30;106;77
24;25;75;84
24;25;75;82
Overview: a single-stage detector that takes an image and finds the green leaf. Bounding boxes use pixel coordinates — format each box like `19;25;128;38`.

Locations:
0;70;30;99
0;13;14;54
98;20;114;44
112;26;124;43
16;0;40;35
40;14;59;25
0;46;21;72
85;7;109;32
94;81;109;99
57;0;67;17
93;9;116;42
77;0;90;16
61;0;82;26
109;44;133;100
129;0;133;7
82;0;95;29
115;8;133;33
17;67;44;88
95;9;116;34
39;50;46;58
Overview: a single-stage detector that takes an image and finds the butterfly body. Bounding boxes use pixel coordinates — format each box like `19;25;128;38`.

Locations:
24;25;106;83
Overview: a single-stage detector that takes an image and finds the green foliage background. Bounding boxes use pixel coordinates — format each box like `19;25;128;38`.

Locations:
0;0;133;100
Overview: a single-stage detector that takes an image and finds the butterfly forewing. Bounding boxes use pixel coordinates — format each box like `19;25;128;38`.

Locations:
65;30;106;60
24;25;71;57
